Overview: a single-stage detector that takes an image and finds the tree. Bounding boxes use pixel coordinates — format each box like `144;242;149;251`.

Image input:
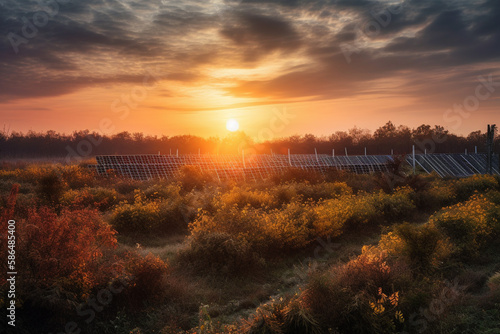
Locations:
374;121;397;139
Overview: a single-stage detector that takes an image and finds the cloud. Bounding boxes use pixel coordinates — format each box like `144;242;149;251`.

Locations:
220;11;301;61
0;0;499;114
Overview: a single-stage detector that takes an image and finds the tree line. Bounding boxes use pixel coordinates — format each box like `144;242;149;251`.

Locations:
0;122;497;160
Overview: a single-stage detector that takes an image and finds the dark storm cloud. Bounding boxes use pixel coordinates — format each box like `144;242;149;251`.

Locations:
220;11;301;61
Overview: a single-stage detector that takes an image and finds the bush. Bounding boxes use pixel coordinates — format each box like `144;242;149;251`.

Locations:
143;183;181;201
219;186;277;209
453;174;499;201
313;198;354;238
110;192;188;234
179;232;265;276
281;181;353;202
36;171;65;207
379;223;451;272
430;194;500;257
122;252;169;307
61;187;119;211
303;247;407;333
111;199;162;234
178;165;216;191
272;183;299;206
343;173;378;193
321;188;416;232
488;272;500;300
190;202;318;256
282;298;322;334
0;204;117;304
59;165;96;189
114;179;142;195
371;187;416;223
244;301;285;334
271;168;324;185
410;180;455;212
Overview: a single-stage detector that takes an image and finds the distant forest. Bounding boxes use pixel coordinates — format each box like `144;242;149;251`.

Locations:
1;122;497;161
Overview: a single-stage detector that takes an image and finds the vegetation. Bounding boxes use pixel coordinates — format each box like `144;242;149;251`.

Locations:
1;121;498;158
1;162;499;333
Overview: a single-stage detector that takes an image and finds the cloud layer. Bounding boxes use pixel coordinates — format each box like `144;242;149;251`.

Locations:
0;0;499;132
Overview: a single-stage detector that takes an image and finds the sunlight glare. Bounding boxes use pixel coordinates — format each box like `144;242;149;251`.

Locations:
226;119;239;132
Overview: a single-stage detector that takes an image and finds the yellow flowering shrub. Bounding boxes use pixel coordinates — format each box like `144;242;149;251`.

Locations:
219;186;278;209
190;202;317;255
378;223;452;271
430;194;500;256
110;190;188;234
61;186;119;211
453;174;499;201
303;246;408;333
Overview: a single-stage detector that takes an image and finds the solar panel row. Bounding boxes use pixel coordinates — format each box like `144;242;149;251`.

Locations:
409;153;500;178
91;153;499;181
92;154;394;181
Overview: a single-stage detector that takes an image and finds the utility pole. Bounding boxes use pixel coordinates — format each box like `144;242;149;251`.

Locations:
412;145;416;175
487;124;497;174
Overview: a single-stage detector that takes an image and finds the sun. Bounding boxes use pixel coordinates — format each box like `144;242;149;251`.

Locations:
226;119;239;132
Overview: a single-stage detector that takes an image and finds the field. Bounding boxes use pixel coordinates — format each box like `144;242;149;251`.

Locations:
1;161;500;334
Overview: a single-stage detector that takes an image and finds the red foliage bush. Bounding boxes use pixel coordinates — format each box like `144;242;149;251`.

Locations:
1;185;117;302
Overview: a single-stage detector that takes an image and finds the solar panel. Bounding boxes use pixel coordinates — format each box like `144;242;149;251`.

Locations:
406;153;499;178
91;153;499;181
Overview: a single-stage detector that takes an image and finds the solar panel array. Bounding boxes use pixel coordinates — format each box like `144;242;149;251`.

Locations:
93;154;393;181
91;153;499;181
408;153;500;178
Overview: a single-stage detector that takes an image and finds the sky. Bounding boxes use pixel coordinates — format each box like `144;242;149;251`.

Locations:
0;0;499;139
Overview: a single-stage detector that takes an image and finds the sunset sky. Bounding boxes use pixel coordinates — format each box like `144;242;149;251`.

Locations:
1;0;499;139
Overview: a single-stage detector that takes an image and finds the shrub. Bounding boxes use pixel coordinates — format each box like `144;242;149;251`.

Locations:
338;246;395;293
61;187;119;211
370;187;416;223
273;183;299;206
342;172;378;193
430;194;500;257
36;171;65;207
114;179;142;195
321;188;416;232
143;183;181;201
271;168;324;185
243;298;287;334
190;202;317;256
379;223;451;272
179;232;265;276
271;182;352;205
303;247;407;333
58;164;96;189
313;198;354;238
0;204;117;304
453;174;499;201
111;199;162;234
178;165;216;191
192;197;337;256
283;298;322;334
191;187;417;257
410;180;455;212
110;193;188;235
122;252;169;307
289;181;353;202
488;272;500;300
219;186;277;209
